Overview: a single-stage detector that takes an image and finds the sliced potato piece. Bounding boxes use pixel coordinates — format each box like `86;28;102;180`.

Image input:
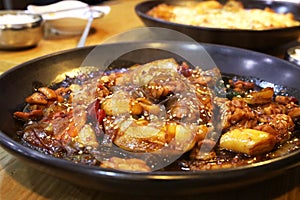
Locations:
172;123;197;152
234;87;274;105
101;91;143;116
100;157;151;172
219;128;276;156
77;124;99;148
113;119;166;152
113;119;198;153
115;58;179;86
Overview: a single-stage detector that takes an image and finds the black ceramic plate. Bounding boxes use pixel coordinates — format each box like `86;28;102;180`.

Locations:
135;0;300;51
0;42;299;195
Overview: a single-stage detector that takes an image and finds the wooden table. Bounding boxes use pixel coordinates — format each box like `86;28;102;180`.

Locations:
0;0;147;67
0;0;299;199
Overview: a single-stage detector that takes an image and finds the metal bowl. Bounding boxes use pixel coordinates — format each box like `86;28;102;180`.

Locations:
0;10;43;50
285;45;300;66
135;0;300;52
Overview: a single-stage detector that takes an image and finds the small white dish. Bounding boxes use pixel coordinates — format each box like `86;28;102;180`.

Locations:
285;46;300;66
27;0;110;35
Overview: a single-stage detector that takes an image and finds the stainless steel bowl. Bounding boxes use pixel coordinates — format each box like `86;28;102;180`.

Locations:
0;10;43;50
285;45;300;66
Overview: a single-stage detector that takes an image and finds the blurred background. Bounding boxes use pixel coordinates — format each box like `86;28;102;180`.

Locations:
0;0;107;9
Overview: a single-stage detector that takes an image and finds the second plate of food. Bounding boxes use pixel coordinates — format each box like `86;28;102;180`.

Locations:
135;0;300;51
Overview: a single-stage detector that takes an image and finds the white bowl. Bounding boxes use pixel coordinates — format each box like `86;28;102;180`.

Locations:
27;0;110;34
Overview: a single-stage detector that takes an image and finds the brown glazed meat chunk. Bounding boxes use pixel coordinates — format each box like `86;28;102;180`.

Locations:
220;99;258;130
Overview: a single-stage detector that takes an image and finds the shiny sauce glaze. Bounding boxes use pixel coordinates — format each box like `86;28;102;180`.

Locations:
13;59;300;172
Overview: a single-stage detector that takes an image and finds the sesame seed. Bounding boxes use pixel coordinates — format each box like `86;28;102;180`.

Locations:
86;146;92;150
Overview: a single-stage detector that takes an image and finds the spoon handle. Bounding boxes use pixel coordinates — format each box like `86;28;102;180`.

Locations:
77;10;94;48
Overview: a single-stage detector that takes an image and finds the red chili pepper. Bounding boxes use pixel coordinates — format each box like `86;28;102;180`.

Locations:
178;62;192;77
87;99;106;124
290;96;299;104
96;109;106;124
94;99;100;111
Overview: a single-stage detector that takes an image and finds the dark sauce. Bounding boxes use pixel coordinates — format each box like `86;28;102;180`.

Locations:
15;71;300;171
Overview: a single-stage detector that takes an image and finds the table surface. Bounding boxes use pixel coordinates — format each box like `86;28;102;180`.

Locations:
0;0;299;199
